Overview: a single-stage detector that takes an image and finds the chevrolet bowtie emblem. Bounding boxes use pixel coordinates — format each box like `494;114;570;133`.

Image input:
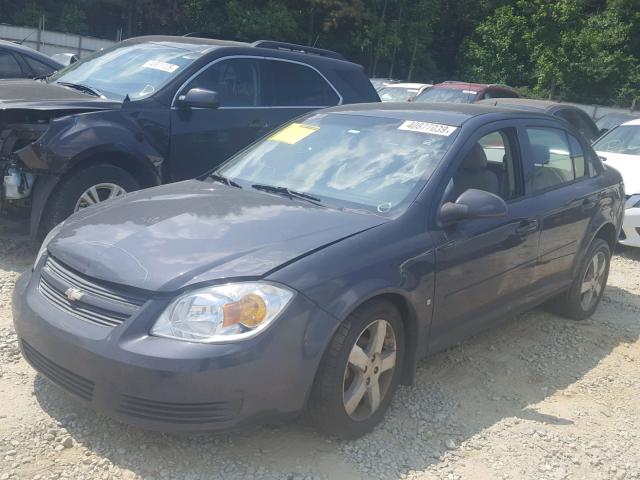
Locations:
65;287;85;302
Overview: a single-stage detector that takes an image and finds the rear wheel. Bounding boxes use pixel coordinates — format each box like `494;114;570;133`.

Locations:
309;300;404;439
41;164;139;236
548;238;611;320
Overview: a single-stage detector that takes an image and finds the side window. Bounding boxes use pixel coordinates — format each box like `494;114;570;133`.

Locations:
568;134;587;178
267;60;339;107
526;127;574;192
0;51;23;78
448;128;520;201
23;56;54;77
185;58;260;107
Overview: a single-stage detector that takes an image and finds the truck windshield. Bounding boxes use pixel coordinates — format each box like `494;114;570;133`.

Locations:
216;113;459;214
48;41;211;101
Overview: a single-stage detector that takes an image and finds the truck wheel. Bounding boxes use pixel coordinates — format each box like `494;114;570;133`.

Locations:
308;300;405;439
547;238;611;320
41;164;139;236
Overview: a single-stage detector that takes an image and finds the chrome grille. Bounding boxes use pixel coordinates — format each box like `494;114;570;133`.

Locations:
38;256;147;328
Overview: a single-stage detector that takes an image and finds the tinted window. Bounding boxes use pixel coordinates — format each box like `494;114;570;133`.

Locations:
0;51;23;78
187;58;261;107
266;60;338;106
484;88;518;99
23;55;54;77
527;127;574;191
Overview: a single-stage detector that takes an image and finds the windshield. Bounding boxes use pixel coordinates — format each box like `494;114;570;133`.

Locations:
216;113;458;213
415;87;476;104
596;114;639;132
48;41;211;101
378;87;419;102
593;125;640;156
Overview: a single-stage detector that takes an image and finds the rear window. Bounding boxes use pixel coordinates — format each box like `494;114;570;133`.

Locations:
593;125;640;156
414;87;477;104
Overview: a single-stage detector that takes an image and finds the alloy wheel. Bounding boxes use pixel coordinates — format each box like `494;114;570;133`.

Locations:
580;251;607;310
74;183;127;212
342;319;397;421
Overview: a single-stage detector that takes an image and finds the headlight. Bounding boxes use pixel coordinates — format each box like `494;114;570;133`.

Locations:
151;282;294;343
34;221;65;269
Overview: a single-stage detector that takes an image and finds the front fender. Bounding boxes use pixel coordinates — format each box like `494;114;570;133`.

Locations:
13;109;169;175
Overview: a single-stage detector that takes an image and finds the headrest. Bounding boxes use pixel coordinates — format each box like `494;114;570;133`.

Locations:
530;144;550;165
462;143;488;169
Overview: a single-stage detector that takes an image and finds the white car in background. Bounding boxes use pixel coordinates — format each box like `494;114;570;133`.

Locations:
378;82;432;102
593;119;640;248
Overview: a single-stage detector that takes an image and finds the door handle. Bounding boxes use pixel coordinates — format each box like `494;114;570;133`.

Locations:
248;119;262;127
516;219;539;235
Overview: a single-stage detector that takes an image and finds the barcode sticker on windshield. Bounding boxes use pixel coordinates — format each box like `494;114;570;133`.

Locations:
142;60;179;73
398;121;457;136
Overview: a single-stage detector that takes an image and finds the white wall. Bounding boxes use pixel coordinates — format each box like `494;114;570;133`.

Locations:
0;24;114;59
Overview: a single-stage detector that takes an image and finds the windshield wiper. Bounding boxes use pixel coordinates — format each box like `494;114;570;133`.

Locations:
251;184;322;206
33;73;54;81
56;81;103;98
210;173;242;188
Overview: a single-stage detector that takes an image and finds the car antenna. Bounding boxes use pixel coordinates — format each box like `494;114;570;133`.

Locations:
15;30;36;45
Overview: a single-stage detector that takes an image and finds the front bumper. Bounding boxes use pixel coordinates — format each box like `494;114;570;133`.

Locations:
12;268;339;431
619;207;640;248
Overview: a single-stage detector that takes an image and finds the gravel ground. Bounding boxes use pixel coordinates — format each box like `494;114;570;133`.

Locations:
1;240;639;480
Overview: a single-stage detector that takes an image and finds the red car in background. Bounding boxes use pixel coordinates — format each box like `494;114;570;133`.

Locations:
414;81;519;104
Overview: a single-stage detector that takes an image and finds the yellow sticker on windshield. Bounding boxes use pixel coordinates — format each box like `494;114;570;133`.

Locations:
269;123;319;144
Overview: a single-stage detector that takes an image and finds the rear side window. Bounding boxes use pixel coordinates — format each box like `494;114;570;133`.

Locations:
186;58;261;107
526;127;575;191
266;60;339;107
0;51;23;78
23;56;54;77
568;134;587;178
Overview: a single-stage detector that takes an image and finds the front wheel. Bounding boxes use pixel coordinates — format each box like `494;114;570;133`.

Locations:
309;300;405;439
41;164;139;236
548;238;611;320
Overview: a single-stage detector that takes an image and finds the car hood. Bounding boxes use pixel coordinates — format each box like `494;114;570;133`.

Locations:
596;151;640;195
48;180;387;292
0;79;120;111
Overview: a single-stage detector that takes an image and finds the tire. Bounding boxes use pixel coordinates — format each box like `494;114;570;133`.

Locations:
309;299;405;439
41;164;139;236
548;238;611;320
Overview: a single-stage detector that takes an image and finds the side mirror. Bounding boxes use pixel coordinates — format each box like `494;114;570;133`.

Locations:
176;88;220;109
439;188;508;225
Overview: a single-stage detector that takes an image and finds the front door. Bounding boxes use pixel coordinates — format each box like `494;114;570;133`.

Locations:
429;123;541;352
169;56;272;181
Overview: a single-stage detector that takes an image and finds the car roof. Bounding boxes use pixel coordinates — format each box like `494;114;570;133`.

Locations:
383;82;431;89
432;81;491;90
478;97;574;112
621;118;640;126
322;102;552;127
0;39;63;67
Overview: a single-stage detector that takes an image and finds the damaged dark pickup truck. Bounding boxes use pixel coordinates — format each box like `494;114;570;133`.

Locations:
0;35;379;238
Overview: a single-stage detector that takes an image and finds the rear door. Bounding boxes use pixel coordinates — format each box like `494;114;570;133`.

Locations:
520;123;603;286
430;121;540;351
262;58;341;128
169;56;272;181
